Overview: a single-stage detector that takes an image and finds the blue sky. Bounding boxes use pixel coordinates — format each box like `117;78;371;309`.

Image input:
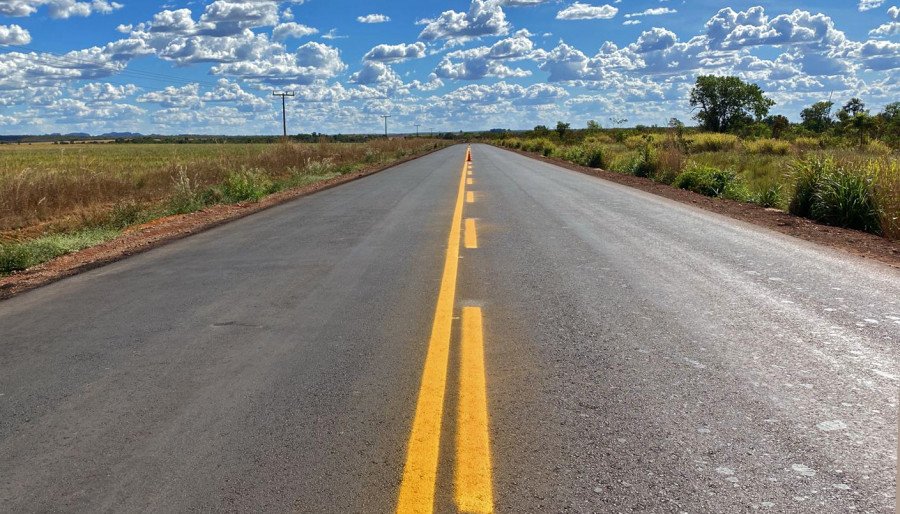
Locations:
0;0;898;135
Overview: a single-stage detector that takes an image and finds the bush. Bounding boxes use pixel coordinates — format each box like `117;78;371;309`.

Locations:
558;144;606;168
788;156;883;235
793;137;822;151
219;168;275;203
688;133;739;152
627;144;659;178
811;168;881;234
751;183;784;208
673;164;738;197
745;139;791;155
867;140;893;156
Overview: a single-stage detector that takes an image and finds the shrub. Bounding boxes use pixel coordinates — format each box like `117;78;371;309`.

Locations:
793;137;822;151
627;144;659;178
167;167;207;214
688;133;739;152
871;159;899;239
655;146;685;184
751;183;784;208
745;139;791;155
673;164;738;197
867;140;893;156
624;134;658;149
811;168;881;234
219;168;275;203
788;156;883;235
582;145;606;168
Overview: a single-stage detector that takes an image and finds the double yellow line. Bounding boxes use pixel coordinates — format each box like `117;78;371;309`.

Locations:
396;147;493;514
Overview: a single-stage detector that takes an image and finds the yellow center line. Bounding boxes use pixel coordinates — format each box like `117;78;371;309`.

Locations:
396;147;470;514
466;191;474;204
456;306;494;513
464;219;478;249
467;178;474;186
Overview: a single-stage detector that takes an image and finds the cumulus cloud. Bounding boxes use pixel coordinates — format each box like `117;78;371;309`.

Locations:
434;32;534;80
418;0;510;43
273;22;318;41
0;0;123;18
624;8;677;18
556;2;618;20
858;0;885;11
0;24;31;45
357;14;390;23
363;42;427;62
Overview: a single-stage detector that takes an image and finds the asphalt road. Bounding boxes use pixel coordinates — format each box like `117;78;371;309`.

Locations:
1;144;897;513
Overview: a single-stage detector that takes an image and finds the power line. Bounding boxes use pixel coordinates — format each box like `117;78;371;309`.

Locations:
380;114;391;138
273;91;295;138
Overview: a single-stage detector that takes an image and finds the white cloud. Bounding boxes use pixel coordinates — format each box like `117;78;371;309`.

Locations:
357;14;390;23
0;0;122;18
870;22;900;37
273;22;318;41
363;42;427;62
624;7;677;18
890;6;899;19
0;24;31;45
556;2;618;20
418;0;510;43
858;0;885;11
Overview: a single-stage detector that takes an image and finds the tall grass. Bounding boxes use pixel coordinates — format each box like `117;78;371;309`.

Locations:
0;139;446;236
497;133;897;239
788;156;887;235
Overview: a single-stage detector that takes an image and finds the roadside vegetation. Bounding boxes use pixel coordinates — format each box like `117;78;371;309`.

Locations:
0;138;448;274
487;75;899;241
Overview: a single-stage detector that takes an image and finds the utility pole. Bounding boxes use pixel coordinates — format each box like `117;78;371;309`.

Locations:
273;91;295;138
414;123;421;138
381;115;391;138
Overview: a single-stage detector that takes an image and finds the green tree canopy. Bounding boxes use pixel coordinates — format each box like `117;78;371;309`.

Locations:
689;75;775;133
800;101;834;133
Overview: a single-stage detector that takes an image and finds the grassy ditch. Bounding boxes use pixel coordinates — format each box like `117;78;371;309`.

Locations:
495;133;898;240
0;139;448;274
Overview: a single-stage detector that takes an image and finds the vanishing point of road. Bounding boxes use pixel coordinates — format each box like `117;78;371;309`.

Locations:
1;145;897;512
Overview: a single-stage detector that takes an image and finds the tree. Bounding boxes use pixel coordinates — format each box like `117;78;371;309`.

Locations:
800;101;834;133
586;120;601;132
840;98;867;118
765;114;790;139
555;121;571;140
689;75;775;133
533;124;550;136
876;102;899;145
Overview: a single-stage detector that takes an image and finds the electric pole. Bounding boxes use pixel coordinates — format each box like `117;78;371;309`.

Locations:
414;123;420;138
381;115;391;138
273;91;295;138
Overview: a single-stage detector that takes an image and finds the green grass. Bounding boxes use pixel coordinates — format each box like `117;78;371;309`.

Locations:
1;228;119;274
495;133;898;239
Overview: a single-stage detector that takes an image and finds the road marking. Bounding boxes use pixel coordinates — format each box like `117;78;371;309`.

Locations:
466;191;474;204
467;169;473;176
396;148;469;514
465;219;478;249
456;306;494;513
467;178;474;186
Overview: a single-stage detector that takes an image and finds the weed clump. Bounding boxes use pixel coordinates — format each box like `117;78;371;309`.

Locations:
673;164;739;197
788;156;883;234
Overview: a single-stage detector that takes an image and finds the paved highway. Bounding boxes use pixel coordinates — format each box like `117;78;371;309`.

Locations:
1;144;897;512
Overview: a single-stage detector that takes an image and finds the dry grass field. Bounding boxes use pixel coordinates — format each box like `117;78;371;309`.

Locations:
0;139;449;273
